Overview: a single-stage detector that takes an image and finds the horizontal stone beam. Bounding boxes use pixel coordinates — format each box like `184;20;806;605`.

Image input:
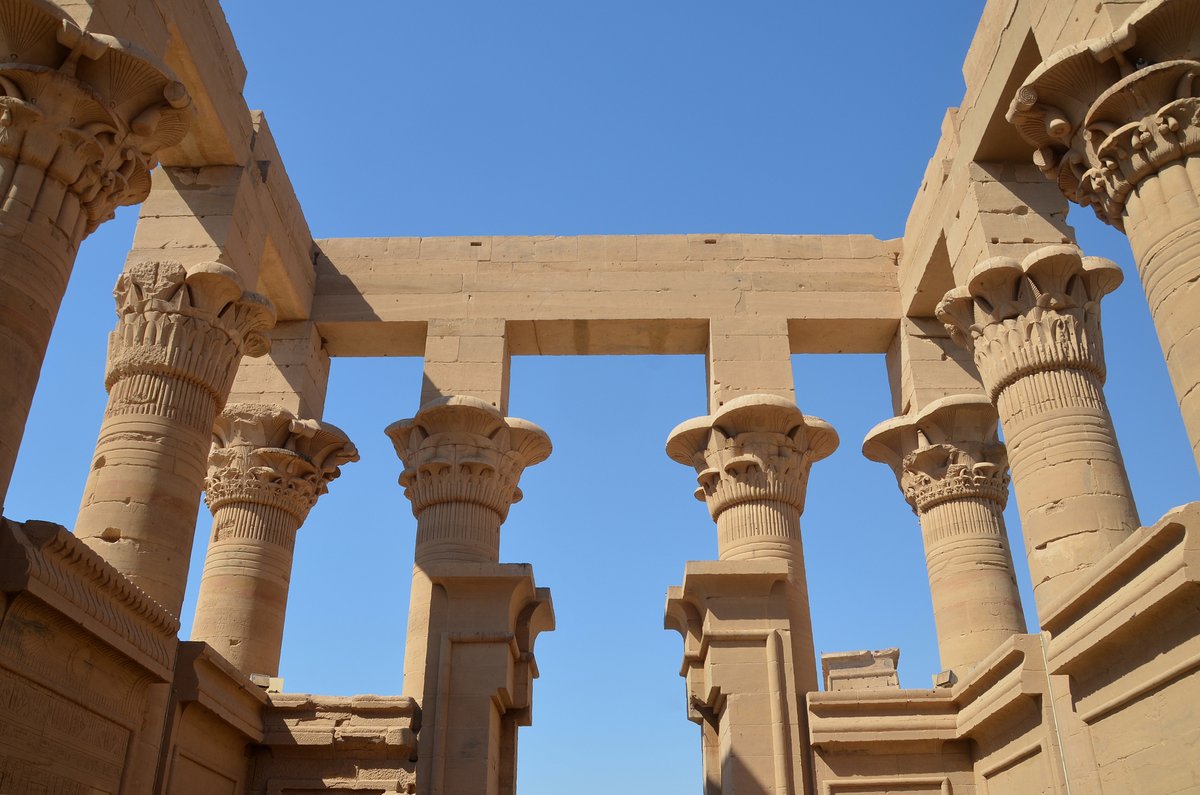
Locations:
311;234;901;357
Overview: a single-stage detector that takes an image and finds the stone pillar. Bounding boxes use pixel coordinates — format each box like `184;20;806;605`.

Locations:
1009;1;1200;469
75;260;275;617
385;395;554;795
864;394;1026;677
937;245;1138;618
0;3;191;509
665;393;838;795
191;403;357;678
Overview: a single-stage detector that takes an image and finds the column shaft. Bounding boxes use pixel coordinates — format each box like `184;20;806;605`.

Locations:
0;6;191;509
1124;163;1200;468
75;261;273;617
939;246;1139;619
920;496;1025;674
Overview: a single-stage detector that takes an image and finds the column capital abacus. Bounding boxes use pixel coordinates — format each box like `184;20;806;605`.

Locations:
385;395;551;524
864;394;1009;515
1007;0;1200;229
205;403;359;522
666;393;838;523
936;245;1122;402
106;261;275;421
0;1;192;242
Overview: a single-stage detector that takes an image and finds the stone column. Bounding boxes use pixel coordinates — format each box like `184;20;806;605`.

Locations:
1009;1;1200;469
75;260;274;617
864;394;1026;678
385;395;554;795
0;4;191;508
191;403;357;678
665;393;837;795
938;245;1138;618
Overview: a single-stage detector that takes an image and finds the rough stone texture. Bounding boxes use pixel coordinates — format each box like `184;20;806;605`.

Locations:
0;1;1199;794
864;395;1026;678
0;0;191;510
939;245;1140;618
666;394;838;794
74;260;275;618
191;403;357;678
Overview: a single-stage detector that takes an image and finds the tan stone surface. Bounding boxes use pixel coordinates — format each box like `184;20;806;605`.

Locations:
1009;0;1200;471
191;403;357;678
1;1;1199;793
0;0;191;509
75;260;275;618
865;395;1026;677
939;245;1140;617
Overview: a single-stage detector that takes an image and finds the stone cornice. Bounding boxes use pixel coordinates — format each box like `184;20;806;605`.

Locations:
936;245;1121;401
385;396;551;522
1007;0;1200;228
0;518;178;678
205;403;358;521
0;0;192;239
864;394;1008;514
106;261;275;417
666;394;838;522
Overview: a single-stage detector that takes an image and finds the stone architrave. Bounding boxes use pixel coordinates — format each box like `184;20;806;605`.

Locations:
75;260;274;618
191;403;358;678
1008;0;1200;470
385;395;553;795
0;0;192;508
665;393;837;795
938;245;1139;618
864;394;1026;677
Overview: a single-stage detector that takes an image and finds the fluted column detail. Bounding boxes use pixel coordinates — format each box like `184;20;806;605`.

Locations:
0;1;192;508
191;403;357;678
1008;0;1200;470
864;394;1026;676
938;245;1139;618
76;261;275;617
385;395;551;567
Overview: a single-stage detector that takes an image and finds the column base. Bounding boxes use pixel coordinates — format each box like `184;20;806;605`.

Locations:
665;559;815;795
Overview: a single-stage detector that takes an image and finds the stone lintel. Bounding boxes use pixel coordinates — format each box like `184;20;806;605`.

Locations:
312;234;901;357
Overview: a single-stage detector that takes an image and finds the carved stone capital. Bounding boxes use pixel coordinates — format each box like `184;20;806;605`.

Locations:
385;396;552;523
106;261;275;410
205;403;359;522
1007;0;1200;228
936;245;1122;401
864;395;1009;514
666;394;838;522
0;1;192;239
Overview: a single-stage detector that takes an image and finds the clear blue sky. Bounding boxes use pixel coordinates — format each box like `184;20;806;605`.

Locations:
8;3;1199;793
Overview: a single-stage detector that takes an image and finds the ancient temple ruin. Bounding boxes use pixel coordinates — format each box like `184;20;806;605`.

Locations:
1;0;1199;792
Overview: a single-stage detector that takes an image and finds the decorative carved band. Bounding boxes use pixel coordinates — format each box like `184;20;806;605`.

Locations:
1007;0;1200;229
205;403;358;524
667;394;838;523
864;395;1009;515
936;245;1121;403
0;0;191;240
385;396;551;523
105;262;275;429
